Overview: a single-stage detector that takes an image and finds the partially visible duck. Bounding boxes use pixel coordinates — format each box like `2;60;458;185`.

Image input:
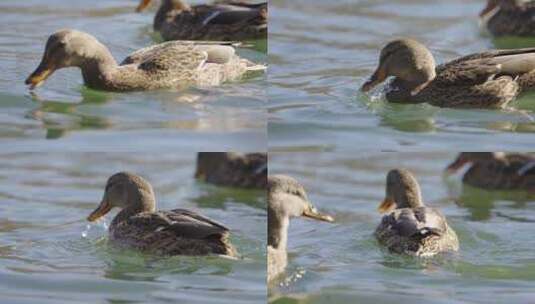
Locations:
375;169;459;257
25;29;265;91
87;172;237;256
446;152;535;191
361;38;535;109
136;0;267;41
480;0;535;37
268;175;334;282
195;152;267;189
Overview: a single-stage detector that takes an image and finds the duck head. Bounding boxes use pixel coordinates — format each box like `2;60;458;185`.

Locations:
88;172;156;222
268;175;334;223
25;29;111;89
361;39;436;95
378;169;424;213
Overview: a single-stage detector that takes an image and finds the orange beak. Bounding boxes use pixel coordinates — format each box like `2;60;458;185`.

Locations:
87;200;112;222
25;61;55;90
378;197;395;213
360;65;387;92
303;205;334;222
136;0;152;12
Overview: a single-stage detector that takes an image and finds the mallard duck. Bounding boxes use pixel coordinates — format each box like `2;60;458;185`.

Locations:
446;152;535;190
267;175;334;282
87;172;237;256
360;38;535;109
136;0;267;41
374;169;459;257
25;29;265;91
480;0;535;37
195;152;267;189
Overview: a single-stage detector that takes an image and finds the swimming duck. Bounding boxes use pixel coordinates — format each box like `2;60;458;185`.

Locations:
360;38;535;108
268;175;334;282
195;152;267;189
446;152;535;191
480;0;535;37
87;172;237;256
25;29;265;91
375;169;459;257
136;0;267;41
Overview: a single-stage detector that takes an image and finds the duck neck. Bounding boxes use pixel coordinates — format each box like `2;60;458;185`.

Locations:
112;191;156;226
155;0;190;31
395;186;424;209
268;207;289;251
78;44;118;89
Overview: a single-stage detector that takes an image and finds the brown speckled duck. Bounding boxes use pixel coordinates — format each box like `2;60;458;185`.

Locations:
375;169;459;257
268;175;334;282
136;0;267;41
87;172;237;256
195;152;267;189
446;152;535;191
480;0;535;37
361;38;535;108
25;29;265;91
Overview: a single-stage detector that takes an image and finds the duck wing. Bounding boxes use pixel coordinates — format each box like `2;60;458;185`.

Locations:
121;41;241;66
437;47;535;85
126;209;229;240
194;2;267;26
381;207;448;239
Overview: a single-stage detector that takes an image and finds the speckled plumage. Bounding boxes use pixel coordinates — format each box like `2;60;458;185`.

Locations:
88;172;237;256
26;29;265;92
137;0;267;41
362;39;535;109
375;207;459;257
374;169;459;257
481;0;535;37
195;152;267;189
447;152;535;191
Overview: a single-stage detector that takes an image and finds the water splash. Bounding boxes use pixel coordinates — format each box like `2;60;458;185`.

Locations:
81;224;91;238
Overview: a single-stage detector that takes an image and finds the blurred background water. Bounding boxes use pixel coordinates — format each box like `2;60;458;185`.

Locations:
269;152;535;304
0;0;267;152
0;153;266;303
269;0;535;151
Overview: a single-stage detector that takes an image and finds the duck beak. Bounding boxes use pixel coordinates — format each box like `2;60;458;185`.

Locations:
378;197;395;213
136;0;152;12
360;65;387;92
445;158;467;175
303;205;334;222
25;61;55;90
479;1;498;18
87;199;112;222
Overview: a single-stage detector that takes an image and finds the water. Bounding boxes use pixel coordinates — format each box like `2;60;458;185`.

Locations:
269;0;535;151
0;0;267;152
0;153;266;303
268;152;535;303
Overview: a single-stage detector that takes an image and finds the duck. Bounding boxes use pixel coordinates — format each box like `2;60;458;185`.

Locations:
445;152;535;191
360;38;535;109
87;172;237;256
374;169;459;257
136;0;267;41
480;0;535;37
25;29;265;92
195;152;267;189
268;175;334;282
